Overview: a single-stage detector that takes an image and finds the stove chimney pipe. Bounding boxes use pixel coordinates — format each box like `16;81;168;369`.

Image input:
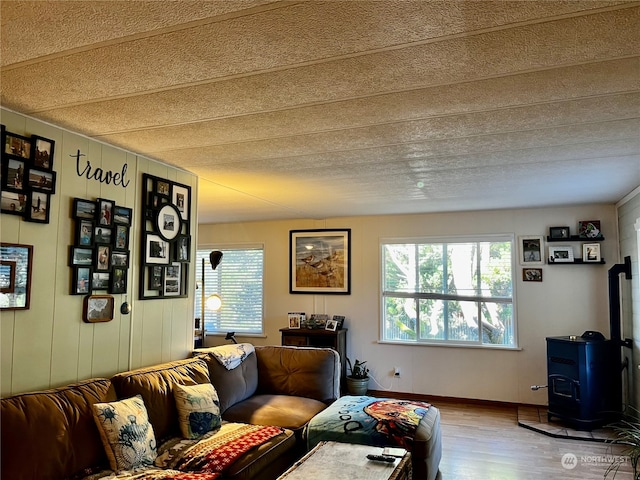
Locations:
608;256;632;345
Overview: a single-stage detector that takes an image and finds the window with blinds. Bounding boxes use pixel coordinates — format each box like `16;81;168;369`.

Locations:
195;246;264;335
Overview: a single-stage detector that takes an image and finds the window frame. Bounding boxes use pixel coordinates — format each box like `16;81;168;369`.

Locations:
380;234;518;349
195;244;265;337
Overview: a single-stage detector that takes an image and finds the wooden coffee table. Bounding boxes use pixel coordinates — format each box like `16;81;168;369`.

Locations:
277;441;411;480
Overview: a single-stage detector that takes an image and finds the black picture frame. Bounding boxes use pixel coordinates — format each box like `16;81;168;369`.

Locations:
148;265;163;290
75;219;94;247
3;131;32;160
174;235;190;262
140;174;191;300
95;244;111;272
94;226;112;244
289;229;351;295
2;158;27;191
30;135;55;171
73;198;97;219
96;198;115;227
24;192;50;223
522;268;543;282
113;205;132;225
113;224;129;250
69;246;93;266
156;179;171;196
110;250;129;269
549;226;571;239
110;267;127;294
0;243;33;310
0;190;27;216
71;266;92;295
91;272;110;291
26;167;56;193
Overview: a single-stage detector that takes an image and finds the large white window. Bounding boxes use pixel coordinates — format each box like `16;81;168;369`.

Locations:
381;236;516;348
195;246;264;335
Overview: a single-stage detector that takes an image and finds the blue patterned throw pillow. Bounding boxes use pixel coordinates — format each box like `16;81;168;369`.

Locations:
173;383;221;439
92;394;157;471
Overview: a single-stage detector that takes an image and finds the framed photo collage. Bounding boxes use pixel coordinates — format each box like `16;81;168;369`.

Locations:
0;125;57;223
139;173;191;300
69;197;133;296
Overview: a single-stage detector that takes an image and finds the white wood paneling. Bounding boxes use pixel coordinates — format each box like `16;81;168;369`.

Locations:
0;109;198;397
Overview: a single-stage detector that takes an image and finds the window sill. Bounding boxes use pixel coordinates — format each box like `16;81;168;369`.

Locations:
377;340;521;351
205;332;267;339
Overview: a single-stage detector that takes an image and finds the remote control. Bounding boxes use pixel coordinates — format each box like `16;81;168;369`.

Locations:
366;454;395;463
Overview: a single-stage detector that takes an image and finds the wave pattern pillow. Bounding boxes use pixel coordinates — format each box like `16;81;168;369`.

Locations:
92;394;157;471
174;383;221;439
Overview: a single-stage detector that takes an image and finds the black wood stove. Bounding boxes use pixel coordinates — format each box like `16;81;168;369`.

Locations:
545;257;632;430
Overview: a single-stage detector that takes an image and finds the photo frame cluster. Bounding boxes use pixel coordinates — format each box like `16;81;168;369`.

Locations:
0;125;57;224
69;197;132;295
139;174;191;300
287;312;345;330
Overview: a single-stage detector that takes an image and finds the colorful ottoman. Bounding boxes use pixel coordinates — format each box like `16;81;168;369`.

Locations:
305;395;442;480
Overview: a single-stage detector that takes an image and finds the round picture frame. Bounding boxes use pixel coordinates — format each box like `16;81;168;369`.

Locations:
155;203;182;242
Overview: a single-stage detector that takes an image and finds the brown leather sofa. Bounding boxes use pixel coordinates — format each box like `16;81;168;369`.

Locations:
0;345;340;480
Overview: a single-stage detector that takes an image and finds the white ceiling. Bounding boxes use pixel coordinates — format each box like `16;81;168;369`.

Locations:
1;1;639;223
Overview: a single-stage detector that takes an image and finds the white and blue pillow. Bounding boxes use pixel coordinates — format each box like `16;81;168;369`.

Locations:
173;383;221;439
92;394;157;471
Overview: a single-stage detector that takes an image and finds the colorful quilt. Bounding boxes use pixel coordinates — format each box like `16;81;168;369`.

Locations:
305;395;430;451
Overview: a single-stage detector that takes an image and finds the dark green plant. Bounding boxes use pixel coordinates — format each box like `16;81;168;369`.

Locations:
346;358;369;379
606;409;640;480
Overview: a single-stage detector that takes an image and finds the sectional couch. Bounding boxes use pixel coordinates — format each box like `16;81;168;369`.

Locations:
1;345;340;480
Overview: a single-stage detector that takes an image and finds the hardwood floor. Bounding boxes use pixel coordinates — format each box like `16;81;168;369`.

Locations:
434;399;634;480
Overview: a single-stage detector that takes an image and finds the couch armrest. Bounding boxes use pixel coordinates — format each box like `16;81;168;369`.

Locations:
255;346;340;403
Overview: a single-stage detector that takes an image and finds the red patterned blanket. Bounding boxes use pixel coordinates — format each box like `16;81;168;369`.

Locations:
87;424;285;480
174;424;284;473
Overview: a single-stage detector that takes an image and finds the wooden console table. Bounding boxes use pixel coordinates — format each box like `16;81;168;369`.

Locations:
280;327;347;381
277;441;411;480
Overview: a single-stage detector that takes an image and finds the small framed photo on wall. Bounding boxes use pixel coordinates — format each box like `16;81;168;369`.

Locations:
519;235;544;265
83;295;114;323
522;268;543;282
25;192;50;223
97;198;115;227
30;135;55;170
72;266;92;295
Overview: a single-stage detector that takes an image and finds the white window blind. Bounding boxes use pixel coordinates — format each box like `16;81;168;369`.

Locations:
195;246;264;335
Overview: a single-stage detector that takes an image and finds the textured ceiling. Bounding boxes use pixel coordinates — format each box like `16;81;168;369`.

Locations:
1;1;639;223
